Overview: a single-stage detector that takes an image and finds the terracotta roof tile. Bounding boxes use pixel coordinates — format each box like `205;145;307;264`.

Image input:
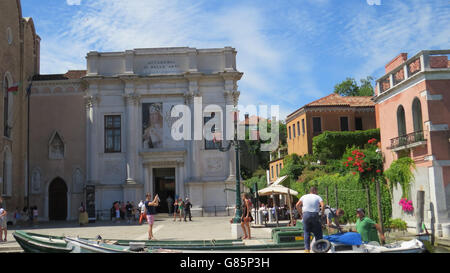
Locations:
64;70;87;79
32;70;87;81
306;93;375;107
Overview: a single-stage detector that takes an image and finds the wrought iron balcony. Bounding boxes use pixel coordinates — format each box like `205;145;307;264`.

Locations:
388;131;426;151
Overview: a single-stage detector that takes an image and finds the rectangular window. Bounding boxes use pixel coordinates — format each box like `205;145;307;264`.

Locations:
313;117;321;133
355;117;363;130
340;117;349;131
297;121;300;136
302;119;305;134
271;166;274;179
293;124;296;138
204;112;221;150
105;115;121;153
288;126;292;139
276;164;279;177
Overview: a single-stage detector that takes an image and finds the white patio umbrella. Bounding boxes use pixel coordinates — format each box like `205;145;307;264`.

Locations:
258;184;298;196
258;183;298;225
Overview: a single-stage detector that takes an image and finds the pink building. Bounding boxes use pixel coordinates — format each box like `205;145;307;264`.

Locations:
374;50;450;238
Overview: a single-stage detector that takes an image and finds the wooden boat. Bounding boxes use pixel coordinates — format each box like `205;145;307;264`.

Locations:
66;236;305;253
13;230;74;253
13;230;305;253
65;237;180;253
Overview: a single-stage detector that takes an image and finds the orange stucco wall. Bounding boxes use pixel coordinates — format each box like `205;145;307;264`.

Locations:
269;158;284;183
287;108;376;157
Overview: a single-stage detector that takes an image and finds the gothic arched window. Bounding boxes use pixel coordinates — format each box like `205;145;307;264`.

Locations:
412;97;423;132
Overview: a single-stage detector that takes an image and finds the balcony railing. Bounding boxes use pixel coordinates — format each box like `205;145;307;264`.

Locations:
388;131;426;150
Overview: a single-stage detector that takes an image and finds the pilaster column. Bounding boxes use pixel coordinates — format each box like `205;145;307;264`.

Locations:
123;85;140;184
85;93;101;184
186;78;201;181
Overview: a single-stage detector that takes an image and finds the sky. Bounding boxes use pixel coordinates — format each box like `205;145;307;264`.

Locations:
21;0;450;120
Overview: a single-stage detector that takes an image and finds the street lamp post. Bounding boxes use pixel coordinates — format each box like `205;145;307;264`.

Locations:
219;110;242;224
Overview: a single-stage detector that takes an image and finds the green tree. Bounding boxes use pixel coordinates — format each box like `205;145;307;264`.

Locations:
334;76;374;97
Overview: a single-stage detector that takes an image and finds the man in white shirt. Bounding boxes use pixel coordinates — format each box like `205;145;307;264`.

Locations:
296;186;325;253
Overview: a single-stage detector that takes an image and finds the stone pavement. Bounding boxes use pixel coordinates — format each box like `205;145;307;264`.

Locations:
0;215;278;253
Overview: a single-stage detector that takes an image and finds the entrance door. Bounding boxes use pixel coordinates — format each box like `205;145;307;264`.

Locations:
48;178;68;220
153;168;175;213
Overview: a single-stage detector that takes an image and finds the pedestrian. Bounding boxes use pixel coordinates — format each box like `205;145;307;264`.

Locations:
33;206;38;225
79;202;88;226
114;201;121;223
13;207;21;226
323;206;345;233
139;200;146;224
295;186;325;253
120;202;126;220
173;197;179;222
240;193;253;239
126;201;133;224
178;197;184;222
166;195;174;216
355;208;385;244
131;201;137;223
0;197;6;242
28;206;33;225
138;200;144;224
184;197;192;222
144;193;159;240
22;207;29;223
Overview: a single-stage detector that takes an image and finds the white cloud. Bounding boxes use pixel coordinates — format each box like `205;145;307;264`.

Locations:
66;0;82;5
337;0;450;79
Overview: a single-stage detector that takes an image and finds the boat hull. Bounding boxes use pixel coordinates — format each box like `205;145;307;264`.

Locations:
13;231;73;253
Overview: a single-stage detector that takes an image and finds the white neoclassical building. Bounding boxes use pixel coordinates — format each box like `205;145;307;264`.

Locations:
83;47;243;216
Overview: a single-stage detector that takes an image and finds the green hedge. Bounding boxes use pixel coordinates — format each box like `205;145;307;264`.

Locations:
292;173;392;225
312;129;380;163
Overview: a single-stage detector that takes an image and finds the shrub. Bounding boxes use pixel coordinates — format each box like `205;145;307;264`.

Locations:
312;129;380;163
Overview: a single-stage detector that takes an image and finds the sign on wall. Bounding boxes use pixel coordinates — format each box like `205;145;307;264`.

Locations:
142;103;163;148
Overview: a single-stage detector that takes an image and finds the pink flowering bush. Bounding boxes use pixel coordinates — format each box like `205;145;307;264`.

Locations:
399;198;414;212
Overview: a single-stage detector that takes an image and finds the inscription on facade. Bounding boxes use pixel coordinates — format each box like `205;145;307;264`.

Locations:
143;60;181;74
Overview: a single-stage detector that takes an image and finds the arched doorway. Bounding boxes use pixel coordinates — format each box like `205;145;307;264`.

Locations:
48;178;68;220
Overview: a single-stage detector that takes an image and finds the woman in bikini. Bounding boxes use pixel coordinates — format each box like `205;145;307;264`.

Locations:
240;193;253;240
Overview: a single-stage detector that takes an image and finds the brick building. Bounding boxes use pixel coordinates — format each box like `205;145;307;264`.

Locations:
0;0;40;217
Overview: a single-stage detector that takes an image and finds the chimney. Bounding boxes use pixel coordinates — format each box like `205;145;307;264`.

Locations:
385;53;408;74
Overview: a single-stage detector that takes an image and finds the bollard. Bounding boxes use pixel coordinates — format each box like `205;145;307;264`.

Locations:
416;190;425;234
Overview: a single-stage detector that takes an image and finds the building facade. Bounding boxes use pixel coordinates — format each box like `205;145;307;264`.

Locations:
0;0;40;218
28;71;87;221
28;47;243;221
286;94;376;157
374;50;450;238
268;158;284;183
83;47;243;218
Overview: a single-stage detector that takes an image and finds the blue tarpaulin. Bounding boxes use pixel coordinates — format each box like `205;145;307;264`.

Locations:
323;232;362;245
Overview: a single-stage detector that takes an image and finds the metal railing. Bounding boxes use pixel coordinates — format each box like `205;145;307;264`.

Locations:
388;131;425;150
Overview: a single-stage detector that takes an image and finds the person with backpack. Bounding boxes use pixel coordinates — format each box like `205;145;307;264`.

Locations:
184;197;192;222
322;206;345;233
